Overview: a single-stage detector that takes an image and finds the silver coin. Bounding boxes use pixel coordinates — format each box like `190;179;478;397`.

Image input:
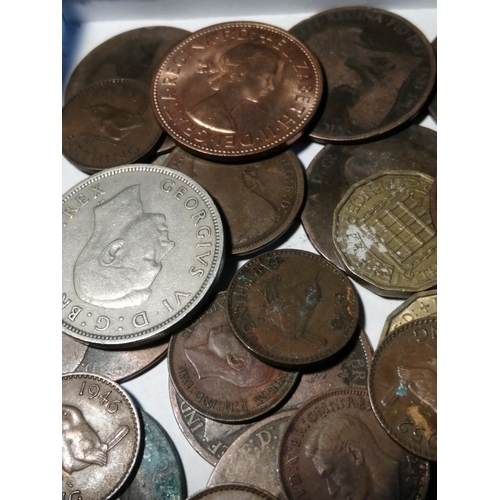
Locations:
62;164;225;347
116;408;186;499
62;372;141;500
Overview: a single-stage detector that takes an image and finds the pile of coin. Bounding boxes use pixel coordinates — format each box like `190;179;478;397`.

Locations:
62;5;437;499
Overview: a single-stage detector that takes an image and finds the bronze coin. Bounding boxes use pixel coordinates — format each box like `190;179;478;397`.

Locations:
378;290;437;348
152;21;323;160
369;318;437;461
161;147;305;255
187;483;280;500
289;7;436;143
208;410;296;499
226;250;359;368
428;38;437;120
332;170;437;298
64;26;191;103
301;124;437;270
62;332;169;382
429;176;437;229
168;291;299;422
169;381;250;466
62;79;163;173
279;389;430;499
281;327;372;411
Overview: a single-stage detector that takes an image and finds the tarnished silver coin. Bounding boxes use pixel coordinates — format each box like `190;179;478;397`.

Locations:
117;408;186;499
62;373;141;500
62;332;170;382
187;483;281;500
62;164;225;347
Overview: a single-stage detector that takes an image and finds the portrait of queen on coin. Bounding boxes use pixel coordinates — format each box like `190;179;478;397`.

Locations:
74;185;175;309
187;43;284;134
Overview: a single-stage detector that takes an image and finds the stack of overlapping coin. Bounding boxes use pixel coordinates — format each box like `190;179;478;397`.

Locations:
63;5;437;498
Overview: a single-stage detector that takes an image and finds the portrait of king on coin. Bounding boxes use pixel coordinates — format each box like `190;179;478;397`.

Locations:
74;185;175;309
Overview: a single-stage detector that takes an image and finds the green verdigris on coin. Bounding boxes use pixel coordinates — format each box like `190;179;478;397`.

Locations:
62;165;225;348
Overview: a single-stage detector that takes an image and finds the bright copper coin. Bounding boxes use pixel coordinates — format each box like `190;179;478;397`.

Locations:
208;410;296;499
169;382;249;466
226;250;359;368
152;21;323;160
281;327;372;411
161;147;305;255
333;170;437;298
187;483;280;500
279;389;430;499
62;332;169;382
64;26;190;103
168;291;299;422
62;79;163;173
369;318;437;461
289;7;436;143
62;373;141;500
378;290;437;347
301;124;437;271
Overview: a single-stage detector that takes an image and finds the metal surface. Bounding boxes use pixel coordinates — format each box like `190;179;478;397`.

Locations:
226;249;359;367
152;21;323;160
64;26;191;103
428;38;437;120
161;147;305;255
62;164;225;347
279;389;430;499
62;373;141;500
289;6;436;143
369;318;437;461
169;291;299;422
62;80;163;173
116;409;186;499
62;332;169;382
333;170;437;297
301;124;437;270
187;483;281;500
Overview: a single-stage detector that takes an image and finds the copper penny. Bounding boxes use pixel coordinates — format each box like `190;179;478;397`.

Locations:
289;7;436;143
208;410;296;499
301;124;437;271
161;147;305;255
62;332;169;382
378;290;437;347
226;250;359;368
62;79;163;173
186;483;280;500
64;26;190;103
279;389;430;499
333;170;437;298
169;381;249;466
168;291;299;422
62;373;141;500
369;318;437;461
152;21;323;160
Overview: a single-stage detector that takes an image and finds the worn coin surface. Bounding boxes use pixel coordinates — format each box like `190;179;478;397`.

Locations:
62;373;141;500
169;291;299;422
279;389;430;499
289;6;436;143
333;170;437;297
429;176;437;229
64;26;191;103
169;382;249;466
187;483;281;500
62;79;163;173
226;250;359;367
161;147;305;255
62;332;169;382
117;409;186;499
428;38;437;120
152;21;323;160
208;410;295;499
378;290;437;347
62;165;225;347
301;125;437;270
369;318;437;461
